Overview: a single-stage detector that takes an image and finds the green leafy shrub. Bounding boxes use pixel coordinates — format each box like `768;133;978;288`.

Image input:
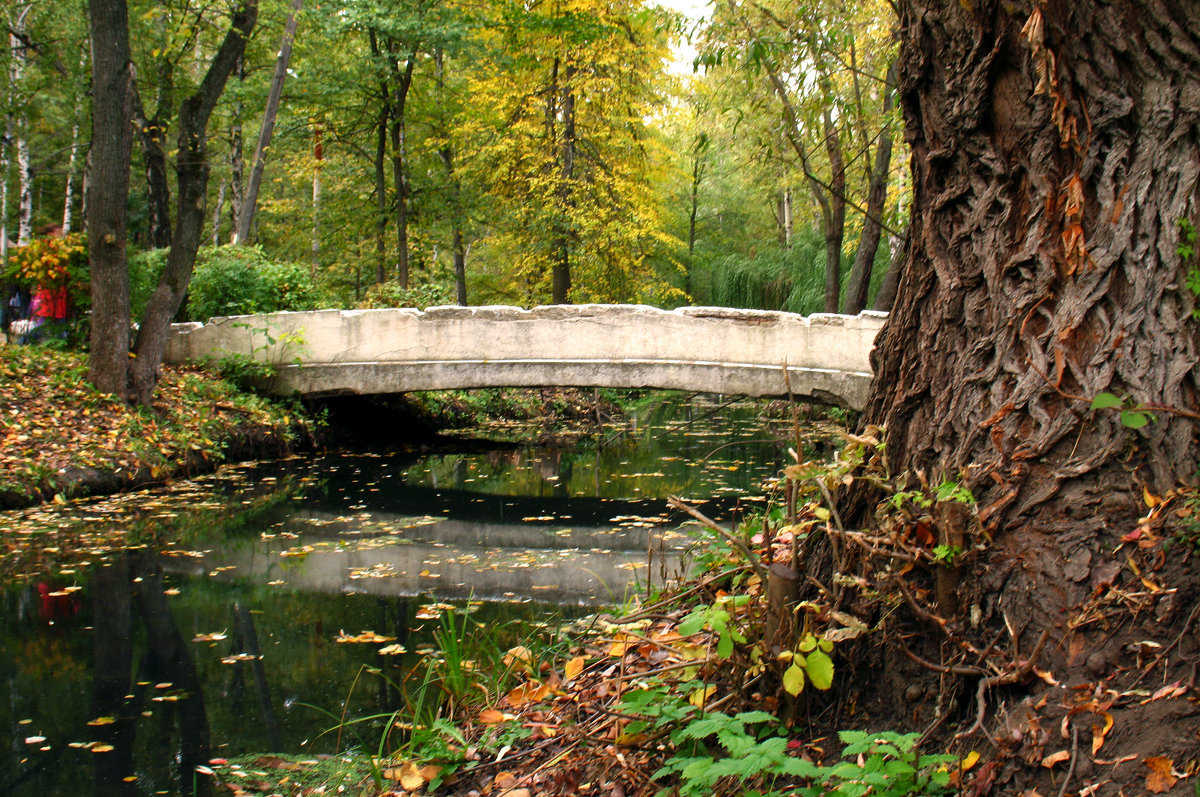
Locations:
128;247;168;318
358;280;454;309
187;245;318;320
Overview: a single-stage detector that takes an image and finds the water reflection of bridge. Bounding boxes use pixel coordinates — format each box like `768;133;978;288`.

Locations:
165;305;884;409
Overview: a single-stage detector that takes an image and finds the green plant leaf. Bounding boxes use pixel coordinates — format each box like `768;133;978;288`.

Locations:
805;649;835;690
1120;409;1150;428
1090;392;1123;410
782;663;806;696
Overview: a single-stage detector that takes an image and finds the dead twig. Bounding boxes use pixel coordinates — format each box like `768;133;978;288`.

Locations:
957;628;1051;744
1130;600;1200;687
668;496;769;583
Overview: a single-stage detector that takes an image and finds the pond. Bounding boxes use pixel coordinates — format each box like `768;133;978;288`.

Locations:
0;393;817;796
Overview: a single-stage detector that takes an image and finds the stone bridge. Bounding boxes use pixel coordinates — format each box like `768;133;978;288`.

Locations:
164;304;885;409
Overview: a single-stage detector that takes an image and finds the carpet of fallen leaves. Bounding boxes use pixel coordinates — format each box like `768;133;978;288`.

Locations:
0;343;304;507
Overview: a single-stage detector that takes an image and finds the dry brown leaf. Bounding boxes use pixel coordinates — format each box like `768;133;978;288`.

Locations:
1040;750;1070;768
494;771;519;788
1144;756;1178;793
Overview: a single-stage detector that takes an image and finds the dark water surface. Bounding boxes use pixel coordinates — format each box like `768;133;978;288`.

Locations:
0;394;805;795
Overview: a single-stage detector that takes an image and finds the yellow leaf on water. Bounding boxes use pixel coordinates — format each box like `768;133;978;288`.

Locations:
92;744;115;753
87;717;117;726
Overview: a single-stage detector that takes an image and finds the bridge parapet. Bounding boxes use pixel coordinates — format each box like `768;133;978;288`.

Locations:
165;305;885;408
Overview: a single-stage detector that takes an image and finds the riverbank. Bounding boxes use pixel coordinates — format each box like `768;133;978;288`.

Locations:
0;345;311;508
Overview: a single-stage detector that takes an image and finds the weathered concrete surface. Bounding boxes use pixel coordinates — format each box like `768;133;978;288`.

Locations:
164;304;885;408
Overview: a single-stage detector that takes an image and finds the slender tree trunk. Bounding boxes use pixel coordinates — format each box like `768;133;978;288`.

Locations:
368;29;390;285
686;134;707;300
228;56;245;242
552;64;576;305
87;0;135;397
132;88;174;249
211;178;226;245
842;61;897;315
859;0;1200;655
820;105;845;314
311;122;321;277
233;0;303;245
62;121;81;234
129;1;258;405
434;50;467;306
388;52;415;288
1;120;9;266
10;6;31;246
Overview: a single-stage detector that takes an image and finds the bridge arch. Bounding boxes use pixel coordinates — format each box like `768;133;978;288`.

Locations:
164;304;884;409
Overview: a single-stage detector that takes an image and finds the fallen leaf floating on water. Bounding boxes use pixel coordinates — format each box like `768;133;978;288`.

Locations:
191;630;229;643
335;630;395;644
377;644;407;655
87;716;117;726
91;744;115;753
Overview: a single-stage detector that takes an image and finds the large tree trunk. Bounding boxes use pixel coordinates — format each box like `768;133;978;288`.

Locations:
86;0;135;397
861;0;1200;653
129;1;258;405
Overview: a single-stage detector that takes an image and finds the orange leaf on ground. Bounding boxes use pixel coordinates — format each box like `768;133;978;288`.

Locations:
565;656;586;680
478;709;506;724
1091;712;1113;755
1144;756;1177;793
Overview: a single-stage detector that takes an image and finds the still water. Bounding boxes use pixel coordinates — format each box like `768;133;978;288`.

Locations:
0;394;804;795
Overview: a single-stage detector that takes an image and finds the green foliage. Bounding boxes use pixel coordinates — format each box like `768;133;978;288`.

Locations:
187;246;319;321
693;235;829;315
888;479;975;512
780;632;836;696
128;247;168;319
678;596;751;660
215;322;308;392
1090;392;1155;429
655;720;956;797
358;280;455;309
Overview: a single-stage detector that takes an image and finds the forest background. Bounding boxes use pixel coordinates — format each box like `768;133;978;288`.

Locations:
0;0;904;323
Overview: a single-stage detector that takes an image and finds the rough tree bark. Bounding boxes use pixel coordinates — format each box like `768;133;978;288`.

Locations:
129;1;259;405
859;0;1200;652
86;0;134;397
